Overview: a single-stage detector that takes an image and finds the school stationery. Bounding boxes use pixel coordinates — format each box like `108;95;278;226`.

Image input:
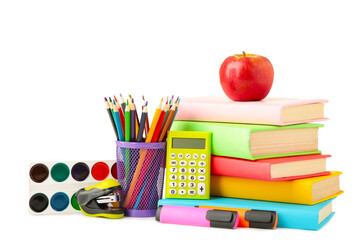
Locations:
157;197;336;230
145;98;163;142
197;206;277;229
171;121;322;160
105;98;119;140
158;103;177;142
119;94;126;114
116;141;166;217
211;171;343;205
212;154;331;181
125;104;131;142
113;103;125;141
136;102;148;142
165;131;212;200
156;205;239;229
29;160;117;215
175;96;328;126
76;179;124;219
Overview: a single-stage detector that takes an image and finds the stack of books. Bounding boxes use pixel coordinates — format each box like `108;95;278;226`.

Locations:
159;96;343;230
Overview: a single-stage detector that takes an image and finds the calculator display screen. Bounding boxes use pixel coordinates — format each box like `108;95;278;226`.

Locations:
172;138;206;149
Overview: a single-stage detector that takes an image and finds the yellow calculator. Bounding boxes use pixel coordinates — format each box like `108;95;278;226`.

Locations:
165;131;211;200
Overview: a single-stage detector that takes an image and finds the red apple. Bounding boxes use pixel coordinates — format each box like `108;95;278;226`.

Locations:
219;52;274;101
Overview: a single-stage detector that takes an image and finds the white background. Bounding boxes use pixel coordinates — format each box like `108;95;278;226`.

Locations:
0;0;358;239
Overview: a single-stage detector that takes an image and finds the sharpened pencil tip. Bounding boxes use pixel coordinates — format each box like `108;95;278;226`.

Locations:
104;97;108;102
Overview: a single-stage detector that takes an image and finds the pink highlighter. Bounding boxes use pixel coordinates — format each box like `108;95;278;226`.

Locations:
156;205;239;229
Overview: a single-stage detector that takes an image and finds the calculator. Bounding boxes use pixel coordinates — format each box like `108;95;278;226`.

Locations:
165;131;211;200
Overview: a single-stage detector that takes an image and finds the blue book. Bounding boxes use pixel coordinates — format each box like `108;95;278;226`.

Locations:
158;197;335;230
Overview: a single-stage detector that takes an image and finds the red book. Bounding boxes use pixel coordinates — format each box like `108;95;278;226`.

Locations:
211;154;331;181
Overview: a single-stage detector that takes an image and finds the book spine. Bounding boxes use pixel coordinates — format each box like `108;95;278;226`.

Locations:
171;120;254;159
211;156;272;180
175;101;283;125
157;198;334;230
210;175;314;205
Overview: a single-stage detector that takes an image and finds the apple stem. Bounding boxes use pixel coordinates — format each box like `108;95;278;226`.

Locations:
243;51;246;57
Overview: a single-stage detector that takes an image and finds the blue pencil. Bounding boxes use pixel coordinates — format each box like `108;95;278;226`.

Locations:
113;102;125;141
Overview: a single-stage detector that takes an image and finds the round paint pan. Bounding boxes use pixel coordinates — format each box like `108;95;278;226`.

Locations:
50;192;69;211
29;193;49;213
51;163;70;182
29;164;49;183
71;162;90;181
111;163;118;180
91;162;110;181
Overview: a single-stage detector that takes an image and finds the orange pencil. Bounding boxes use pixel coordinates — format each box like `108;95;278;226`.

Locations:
151;103;169;142
145;98;163;142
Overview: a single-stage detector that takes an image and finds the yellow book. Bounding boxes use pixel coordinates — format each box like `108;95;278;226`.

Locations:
210;171;343;205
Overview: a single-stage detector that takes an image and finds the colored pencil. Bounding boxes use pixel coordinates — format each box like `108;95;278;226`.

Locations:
125;103;131;142
109;97;116;122
130;101;136;142
151;103;169;142
143;95;150;139
145;98;163;143
113;103;125;141
105;97;119;140
136;102;148;142
119;94;126;114
132;99;140;140
113;96;125;134
158;103;176;142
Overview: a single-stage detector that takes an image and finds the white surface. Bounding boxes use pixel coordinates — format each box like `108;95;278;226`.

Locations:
0;0;358;239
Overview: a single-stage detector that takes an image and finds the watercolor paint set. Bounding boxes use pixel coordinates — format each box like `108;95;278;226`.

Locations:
29;160;117;215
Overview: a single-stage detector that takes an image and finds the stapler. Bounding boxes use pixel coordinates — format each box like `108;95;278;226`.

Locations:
76;179;125;219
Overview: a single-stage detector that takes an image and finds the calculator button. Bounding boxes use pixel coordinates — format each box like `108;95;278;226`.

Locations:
170;153;176;159
179;189;186;195
185;153;191;159
170;174;177;180
170;167;178;173
199;168;206;174
179;175;187;181
189;182;196;188
179;182;187;188
180;160;187;166
170;160;178;166
189;161;197;167
198;175;206;181
178;153;184;159
189;175;196;181
199;161;206;167
179;168;187;173
169;181;177;187
169;189;177;195
189;168;196;174
201;154;207;160
193;154;199;160
198;183;206;195
188;190;196;195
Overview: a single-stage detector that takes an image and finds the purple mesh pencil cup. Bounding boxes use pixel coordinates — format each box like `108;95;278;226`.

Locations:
116;141;166;217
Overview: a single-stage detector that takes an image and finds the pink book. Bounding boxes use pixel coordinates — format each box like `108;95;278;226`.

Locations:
175;96;328;126
211;154;331;181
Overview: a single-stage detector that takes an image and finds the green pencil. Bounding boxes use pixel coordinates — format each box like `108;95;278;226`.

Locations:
125;103;131;142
